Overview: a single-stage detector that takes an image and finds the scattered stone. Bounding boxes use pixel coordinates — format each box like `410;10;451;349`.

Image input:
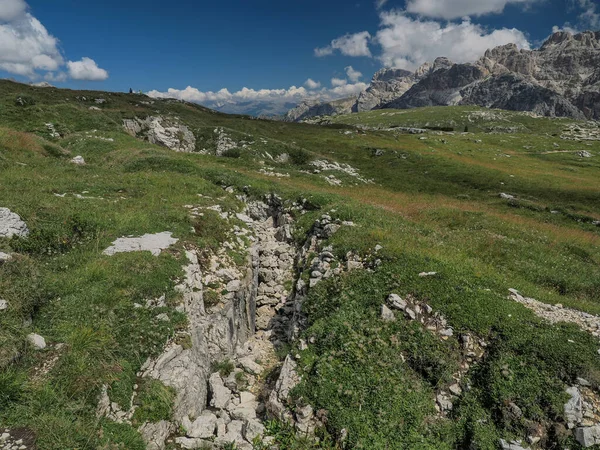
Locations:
387;293;407;311
436;392;453;411
381;304;396;322
183;412;218;439
70;155;86;165
578;150;593;158
509;289;600;337
0;208;29;238
500;193;515;200
0;252;12;262
419;271;437;277
499;439;531;450
102;232;178;256
449;383;462;396
0;299;8;311
209;373;232;410
238;356;263;375
27;333;46;350
575;425;600;447
139;420;174;450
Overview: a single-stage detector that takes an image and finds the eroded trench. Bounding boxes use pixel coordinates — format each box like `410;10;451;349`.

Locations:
96;193;352;450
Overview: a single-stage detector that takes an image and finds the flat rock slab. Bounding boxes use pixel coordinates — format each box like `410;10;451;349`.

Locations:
0;208;29;239
103;232;178;256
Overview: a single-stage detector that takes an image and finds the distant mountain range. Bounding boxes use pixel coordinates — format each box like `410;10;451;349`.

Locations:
285;30;600;122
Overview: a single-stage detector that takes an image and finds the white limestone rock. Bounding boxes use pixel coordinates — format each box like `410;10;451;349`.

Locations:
102;232;178;256
0;208;29;239
70;155;86;165
27;333;46;350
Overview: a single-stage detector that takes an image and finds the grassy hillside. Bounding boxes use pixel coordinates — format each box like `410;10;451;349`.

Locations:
1;80;600;449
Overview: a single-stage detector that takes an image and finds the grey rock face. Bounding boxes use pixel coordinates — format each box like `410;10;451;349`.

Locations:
356;68;414;112
139;421;174;450
284;96;357;122
267;355;300;421
0;208;29;239
459;73;586;119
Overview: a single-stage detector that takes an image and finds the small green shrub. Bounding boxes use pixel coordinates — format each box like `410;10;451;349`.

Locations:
212;359;235;377
42;143;68;158
14;95;36;107
10;215;99;256
132;379;175;426
289;147;311;166
204;289;220;307
222;148;241;158
124;156;199;174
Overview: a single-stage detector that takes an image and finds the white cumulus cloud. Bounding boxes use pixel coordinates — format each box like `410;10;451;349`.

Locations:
148;77;370;113
376;11;530;69
304;78;321;89
0;0;108;81
147;85;311;104
0;6;63;77
345;66;363;82
330;82;369;97
315;31;372;57
405;0;539;20
0;0;27;22
67;57;109;81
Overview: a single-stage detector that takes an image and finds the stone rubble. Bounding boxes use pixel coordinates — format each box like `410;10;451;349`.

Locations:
0;208;29;239
385;293;486;415
564;379;600;447
509;289;600;337
45;123;60;138
0;428;36;450
310;159;374;185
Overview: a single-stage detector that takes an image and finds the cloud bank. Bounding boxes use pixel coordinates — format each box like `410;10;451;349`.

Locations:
377;11;530;69
0;0;108;81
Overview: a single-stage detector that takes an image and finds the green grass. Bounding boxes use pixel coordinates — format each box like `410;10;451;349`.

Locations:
0;80;599;449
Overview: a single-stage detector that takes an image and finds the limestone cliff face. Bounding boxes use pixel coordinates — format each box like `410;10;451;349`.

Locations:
384;30;600;119
355;68;414;112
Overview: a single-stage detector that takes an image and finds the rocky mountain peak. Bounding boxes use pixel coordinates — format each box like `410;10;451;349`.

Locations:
372;68;413;83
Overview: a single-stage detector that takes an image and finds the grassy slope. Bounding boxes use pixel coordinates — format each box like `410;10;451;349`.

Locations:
0;81;599;449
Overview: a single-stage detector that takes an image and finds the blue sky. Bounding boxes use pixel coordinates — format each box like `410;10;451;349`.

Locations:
1;0;598;109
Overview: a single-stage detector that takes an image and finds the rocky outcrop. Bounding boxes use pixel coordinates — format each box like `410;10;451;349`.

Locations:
0;208;29;239
123;116;196;152
284;96;357;122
